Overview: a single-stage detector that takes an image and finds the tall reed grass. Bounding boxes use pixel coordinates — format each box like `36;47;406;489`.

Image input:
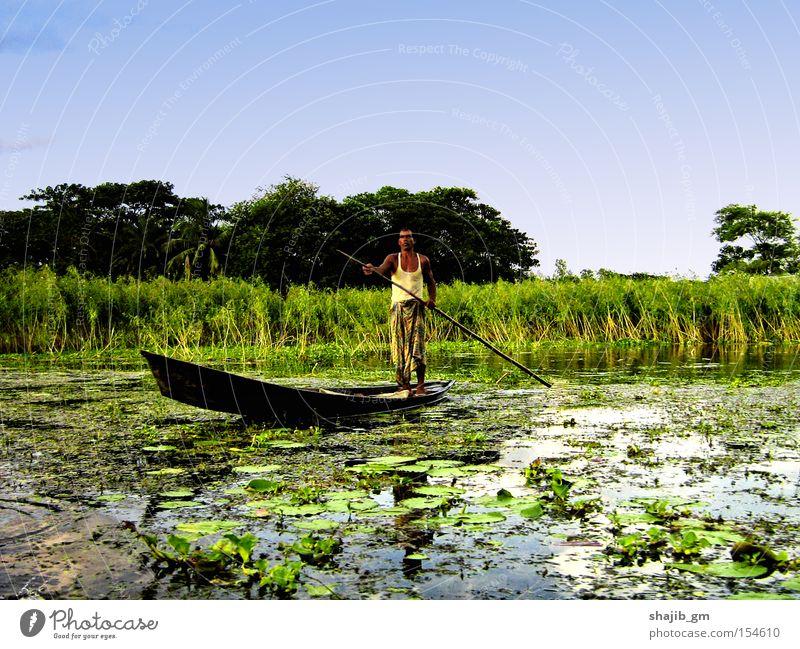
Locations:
2;267;800;353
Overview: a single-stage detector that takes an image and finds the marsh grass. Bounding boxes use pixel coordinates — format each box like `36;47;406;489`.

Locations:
2;267;800;353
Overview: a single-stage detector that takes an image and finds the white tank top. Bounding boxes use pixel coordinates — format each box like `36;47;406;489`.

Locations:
391;253;423;304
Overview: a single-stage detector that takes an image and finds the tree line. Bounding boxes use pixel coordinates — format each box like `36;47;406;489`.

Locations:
1;175;797;284
0;177;539;289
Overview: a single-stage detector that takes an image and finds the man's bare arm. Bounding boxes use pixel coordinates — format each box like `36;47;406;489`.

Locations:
422;256;437;307
362;254;396;277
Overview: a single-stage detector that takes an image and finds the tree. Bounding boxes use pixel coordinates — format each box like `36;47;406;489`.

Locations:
163;198;229;279
340;185;539;284
223;177;342;291
17;183;95;272
91;180;181;277
553;258;577;281
13;180;222;278
712;204;800;275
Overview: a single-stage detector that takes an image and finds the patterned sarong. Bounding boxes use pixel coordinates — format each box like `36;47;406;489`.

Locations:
390;299;426;387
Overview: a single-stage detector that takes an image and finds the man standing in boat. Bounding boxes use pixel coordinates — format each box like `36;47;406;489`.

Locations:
363;228;437;395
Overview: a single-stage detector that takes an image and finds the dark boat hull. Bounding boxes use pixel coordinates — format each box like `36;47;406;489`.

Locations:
141;351;454;424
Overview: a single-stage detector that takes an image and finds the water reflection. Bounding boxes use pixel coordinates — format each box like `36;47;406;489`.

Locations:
464;344;800;380
16;344;800;382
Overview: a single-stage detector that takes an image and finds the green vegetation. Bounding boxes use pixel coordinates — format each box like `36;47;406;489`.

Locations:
127;523;306;597
0;177;537;287
3;268;800;353
520;463;601;519
712;204;800;275
605;499;799;578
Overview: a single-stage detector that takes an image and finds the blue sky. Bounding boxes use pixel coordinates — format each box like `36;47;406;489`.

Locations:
2;0;799;276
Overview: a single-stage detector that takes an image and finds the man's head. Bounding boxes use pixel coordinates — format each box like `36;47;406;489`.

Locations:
398;228;414;250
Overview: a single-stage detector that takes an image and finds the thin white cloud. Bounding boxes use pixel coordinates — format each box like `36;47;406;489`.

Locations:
0;136;50;153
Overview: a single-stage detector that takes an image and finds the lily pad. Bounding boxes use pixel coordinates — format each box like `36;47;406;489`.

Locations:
324;499;378;513
413;485;465;497
347;525;378;535
246;479;282;493
96;494;126;502
503;496;547;511
174;520;241;537
402;459;464;471
688;529;745;546
305;584;336;597
270;503;327;516
438;512;507;526
345;463;394;475
294;519;340;531
426;464;502;478
158;500;204;510
670;562;769;578
518;503;545;519
425;467;470;478
323;499;356;513
394;464;438;473
781;576;800;591
146;467;185;476
406;553;429;560
159;488;194;498
421;459;464;468
142;445;177;452
233;464;282;474
476;493;523;507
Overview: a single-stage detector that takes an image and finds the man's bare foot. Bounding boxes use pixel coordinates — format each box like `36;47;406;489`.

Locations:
415;385;427;395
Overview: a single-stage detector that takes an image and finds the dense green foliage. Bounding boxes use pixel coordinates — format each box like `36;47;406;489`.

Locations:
3;268;800;353
0;177;538;288
712;203;800;275
0;180;228;279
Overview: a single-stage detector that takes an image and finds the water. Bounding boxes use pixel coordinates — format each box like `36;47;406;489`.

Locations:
1;344;799;600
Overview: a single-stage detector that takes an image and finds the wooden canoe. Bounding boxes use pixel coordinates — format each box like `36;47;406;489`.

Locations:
141;351;454;424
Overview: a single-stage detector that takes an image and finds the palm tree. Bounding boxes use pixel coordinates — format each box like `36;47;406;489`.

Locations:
163;198;229;279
